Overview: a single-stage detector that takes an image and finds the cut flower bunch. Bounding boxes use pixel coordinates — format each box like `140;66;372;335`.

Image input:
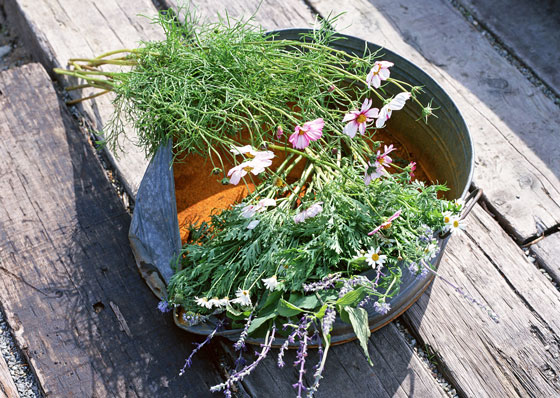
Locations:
57;9;469;397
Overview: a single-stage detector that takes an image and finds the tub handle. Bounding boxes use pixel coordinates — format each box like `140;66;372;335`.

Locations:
439;188;483;239
460;188;483;220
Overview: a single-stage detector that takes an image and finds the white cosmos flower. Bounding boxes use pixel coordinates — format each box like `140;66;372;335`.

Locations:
365;247;387;268
195;297;212;309
233;288;252;307
240;198;277;219
293;202;324;224
262;275;279;291
375;92;412;128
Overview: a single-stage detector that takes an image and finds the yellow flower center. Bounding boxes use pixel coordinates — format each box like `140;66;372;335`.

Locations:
444;216;450;223
243;291;248;296
382;222;391;230
357;114;367;123
243;166;254;172
246;153;255;159
371;253;380;261
453;220;460;228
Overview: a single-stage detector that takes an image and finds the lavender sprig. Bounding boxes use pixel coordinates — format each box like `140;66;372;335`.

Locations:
234;314;253;351
278;329;298;368
210;326;277;395
322;307;336;336
303;274;341;292
179;320;223;376
293;330;309;397
420;260;499;322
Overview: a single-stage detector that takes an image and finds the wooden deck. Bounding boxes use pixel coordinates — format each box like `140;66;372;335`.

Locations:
0;0;559;397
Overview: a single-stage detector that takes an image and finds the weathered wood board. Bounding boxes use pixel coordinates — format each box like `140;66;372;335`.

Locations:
308;0;560;243
1;0;165;197
0;355;18;398
239;323;448;397
0;63;224;397
532;232;560;286
401;204;560;397
458;0;560;96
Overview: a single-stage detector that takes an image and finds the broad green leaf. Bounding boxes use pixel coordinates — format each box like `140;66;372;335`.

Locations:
247;311;277;335
345;306;373;366
260;290;282;312
291;294;320;310
336;287;365;306
314;304;328;319
277;298;304;317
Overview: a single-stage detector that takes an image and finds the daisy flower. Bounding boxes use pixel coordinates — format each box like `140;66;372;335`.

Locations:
366;60;394;89
289;118;324;149
443;211;454;227
342;98;379;138
262;275;279;291
423;241;439;260
365;247;387;268
376;92;412;128
447;215;467;235
195;297;213;310
368;209;402;236
233;288;252;307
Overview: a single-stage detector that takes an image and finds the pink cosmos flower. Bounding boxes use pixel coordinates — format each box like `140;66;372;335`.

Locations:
366;61;394;89
288;118;324;150
227;157;272;185
376;92;411;128
363;144;396;184
342;98;379;138
293;202;324;224
409;161;417;180
368;209;402;236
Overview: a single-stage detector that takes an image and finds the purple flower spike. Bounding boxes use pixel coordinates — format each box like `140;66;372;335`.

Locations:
157;300;172;313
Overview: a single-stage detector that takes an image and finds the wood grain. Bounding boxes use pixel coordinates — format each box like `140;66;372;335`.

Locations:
308;0;560;242
458;0;560;96
0;63;224;397
402;205;560;397
1;0;165;197
532;232;560;285
0;355;18;398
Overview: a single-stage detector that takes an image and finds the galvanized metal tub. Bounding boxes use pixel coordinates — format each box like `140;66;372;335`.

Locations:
129;28;475;347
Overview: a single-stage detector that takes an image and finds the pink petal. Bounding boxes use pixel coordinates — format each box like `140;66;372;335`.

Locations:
368;225;382;236
378;68;390;80
304;118;324;131
342;112;357;123
305;128;323;141
364;108;379;118
288;131;299;147
344;121;359;138
366;69;374;87
387;209;402;222
358;122;366;135
294;134;310;149
370;74;381;89
388;92;411;110
378;61;394;68
361;98;372;112
229;169;244;185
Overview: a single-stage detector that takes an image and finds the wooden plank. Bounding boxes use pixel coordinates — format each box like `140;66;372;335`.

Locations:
239;323;448;397
0;355;18;398
458;0;560;96
400;205;560;397
308;0;560;242
1;0;166;197
532;232;560;285
0;63;224;397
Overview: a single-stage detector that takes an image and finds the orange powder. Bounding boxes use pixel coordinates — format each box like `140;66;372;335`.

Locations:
174;132;431;244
